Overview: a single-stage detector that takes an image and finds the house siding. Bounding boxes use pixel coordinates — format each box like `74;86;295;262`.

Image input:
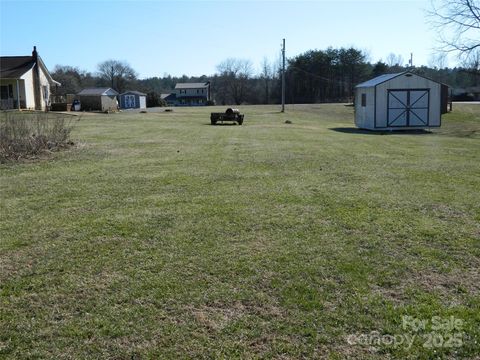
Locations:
174;84;210;106
38;64;52;110
21;69;35;109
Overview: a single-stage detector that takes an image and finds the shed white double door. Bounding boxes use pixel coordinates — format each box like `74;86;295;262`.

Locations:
387;89;429;127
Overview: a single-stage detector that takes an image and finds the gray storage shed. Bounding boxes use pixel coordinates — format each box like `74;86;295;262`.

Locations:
77;88;119;112
355;72;442;130
119;91;147;109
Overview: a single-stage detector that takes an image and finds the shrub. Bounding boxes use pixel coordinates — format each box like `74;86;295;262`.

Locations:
146;91;167;107
0;111;77;162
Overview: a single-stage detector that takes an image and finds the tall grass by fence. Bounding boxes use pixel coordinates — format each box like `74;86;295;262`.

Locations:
0;111;77;162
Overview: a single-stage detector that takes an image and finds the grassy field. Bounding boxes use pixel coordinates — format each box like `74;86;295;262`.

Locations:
1;104;479;359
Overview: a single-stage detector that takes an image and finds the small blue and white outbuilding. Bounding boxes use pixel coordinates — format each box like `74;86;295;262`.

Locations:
355;71;443;130
119;91;147;110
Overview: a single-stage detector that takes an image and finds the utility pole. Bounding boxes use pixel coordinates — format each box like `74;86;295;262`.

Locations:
281;38;285;113
409;53;413;68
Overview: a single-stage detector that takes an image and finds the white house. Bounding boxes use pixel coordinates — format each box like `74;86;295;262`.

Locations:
355;72;443;130
174;82;210;106
0;46;59;111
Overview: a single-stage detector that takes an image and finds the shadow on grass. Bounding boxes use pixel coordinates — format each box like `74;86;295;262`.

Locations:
203;123;242;126
329;127;432;135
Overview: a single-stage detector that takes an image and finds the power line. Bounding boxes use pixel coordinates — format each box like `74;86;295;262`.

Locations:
289;65;353;87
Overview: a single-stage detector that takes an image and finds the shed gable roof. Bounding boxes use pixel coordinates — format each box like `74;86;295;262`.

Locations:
175;82;209;89
78;88;119;96
121;90;146;96
356;72;405;88
356;71;447;89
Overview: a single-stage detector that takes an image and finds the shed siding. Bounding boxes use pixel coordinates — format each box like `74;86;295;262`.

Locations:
355;87;375;129
101;96;118;111
375;74;441;128
79;95;102;111
120;93;146;109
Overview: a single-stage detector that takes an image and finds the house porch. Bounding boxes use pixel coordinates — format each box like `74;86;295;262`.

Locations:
0;79;26;110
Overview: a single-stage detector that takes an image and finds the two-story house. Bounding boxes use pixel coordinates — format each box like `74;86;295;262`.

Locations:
174;82;210;106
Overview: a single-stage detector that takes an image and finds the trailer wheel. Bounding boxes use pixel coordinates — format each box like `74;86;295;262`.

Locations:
211;120;216;125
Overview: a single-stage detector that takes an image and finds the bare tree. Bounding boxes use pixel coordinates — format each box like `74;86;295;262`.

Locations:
260;57;272;104
428;52;448;69
97;60;137;93
216;58;253;105
429;0;480;58
51;65;95;95
460;48;480;77
386;53;405;67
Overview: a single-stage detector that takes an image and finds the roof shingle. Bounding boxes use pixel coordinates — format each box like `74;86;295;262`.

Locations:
0;56;35;78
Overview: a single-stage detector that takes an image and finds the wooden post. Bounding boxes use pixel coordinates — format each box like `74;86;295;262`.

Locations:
281;38;285;113
16;79;20;110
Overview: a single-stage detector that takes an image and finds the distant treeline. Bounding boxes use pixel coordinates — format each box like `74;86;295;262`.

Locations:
52;47;479;106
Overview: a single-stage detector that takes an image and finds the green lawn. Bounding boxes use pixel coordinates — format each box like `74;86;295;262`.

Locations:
1;104;479;359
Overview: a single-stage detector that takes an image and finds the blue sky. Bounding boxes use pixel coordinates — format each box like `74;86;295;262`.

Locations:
1;0;446;78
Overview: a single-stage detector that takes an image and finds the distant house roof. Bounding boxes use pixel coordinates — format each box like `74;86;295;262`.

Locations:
175;82;209;89
78;88;119;96
161;93;176;100
356;72;405;88
121;90;146;96
0;56;35;78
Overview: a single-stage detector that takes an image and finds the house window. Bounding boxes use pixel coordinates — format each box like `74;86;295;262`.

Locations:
42;85;49;101
0;85;8;100
361;94;366;107
197;89;200;94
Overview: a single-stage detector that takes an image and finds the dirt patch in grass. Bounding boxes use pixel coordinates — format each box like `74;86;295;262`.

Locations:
372;267;480;306
190;300;285;331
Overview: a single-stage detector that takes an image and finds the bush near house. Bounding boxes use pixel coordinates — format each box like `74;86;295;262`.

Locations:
0;111;76;162
146;91;167;108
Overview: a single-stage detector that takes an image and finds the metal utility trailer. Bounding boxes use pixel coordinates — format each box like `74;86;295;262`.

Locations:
210;108;244;125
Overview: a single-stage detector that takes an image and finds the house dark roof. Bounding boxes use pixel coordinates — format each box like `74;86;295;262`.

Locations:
175;82;209;89
356;72;405;88
0;56;35;78
121;90;146;96
78;88;119;96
